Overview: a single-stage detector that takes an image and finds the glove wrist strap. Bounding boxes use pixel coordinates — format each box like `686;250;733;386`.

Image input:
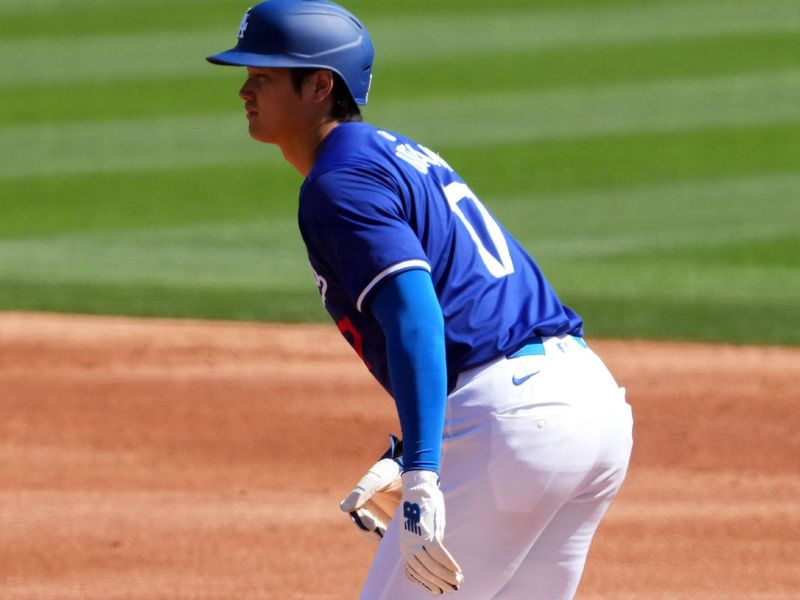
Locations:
401;469;439;492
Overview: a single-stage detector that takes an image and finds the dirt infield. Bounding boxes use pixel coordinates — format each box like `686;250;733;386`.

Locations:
1;312;798;600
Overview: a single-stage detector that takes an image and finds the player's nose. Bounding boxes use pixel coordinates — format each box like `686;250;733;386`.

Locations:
239;79;255;101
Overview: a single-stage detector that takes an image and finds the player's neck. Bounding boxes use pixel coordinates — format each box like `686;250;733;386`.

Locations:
281;120;341;177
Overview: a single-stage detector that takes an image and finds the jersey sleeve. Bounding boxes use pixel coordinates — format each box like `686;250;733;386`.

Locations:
299;168;431;312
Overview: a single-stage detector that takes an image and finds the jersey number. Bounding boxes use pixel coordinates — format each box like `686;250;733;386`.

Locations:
442;182;515;278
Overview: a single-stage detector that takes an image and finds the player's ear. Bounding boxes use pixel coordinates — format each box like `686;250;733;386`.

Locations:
309;69;335;105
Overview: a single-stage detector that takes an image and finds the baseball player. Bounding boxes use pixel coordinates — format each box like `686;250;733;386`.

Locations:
207;1;634;598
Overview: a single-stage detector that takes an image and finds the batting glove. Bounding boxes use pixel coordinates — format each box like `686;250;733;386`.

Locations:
399;470;463;595
340;436;403;540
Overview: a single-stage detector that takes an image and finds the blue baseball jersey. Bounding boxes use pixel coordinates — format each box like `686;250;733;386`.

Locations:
298;122;582;393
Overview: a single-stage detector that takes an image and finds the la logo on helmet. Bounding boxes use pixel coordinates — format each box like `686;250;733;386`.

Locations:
237;8;252;39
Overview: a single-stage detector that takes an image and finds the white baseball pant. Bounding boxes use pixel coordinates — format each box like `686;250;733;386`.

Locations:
359;335;633;600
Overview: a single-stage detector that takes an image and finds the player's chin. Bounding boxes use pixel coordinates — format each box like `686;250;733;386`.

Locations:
246;124;274;144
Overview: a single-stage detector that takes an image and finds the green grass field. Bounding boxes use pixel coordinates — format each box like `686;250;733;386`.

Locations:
1;0;798;344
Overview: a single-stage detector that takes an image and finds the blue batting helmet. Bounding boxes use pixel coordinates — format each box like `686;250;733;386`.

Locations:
206;0;374;105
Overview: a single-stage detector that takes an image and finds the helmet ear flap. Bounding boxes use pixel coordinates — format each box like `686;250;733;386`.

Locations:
206;0;375;106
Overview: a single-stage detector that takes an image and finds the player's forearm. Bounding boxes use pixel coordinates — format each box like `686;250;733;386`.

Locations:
369;269;447;473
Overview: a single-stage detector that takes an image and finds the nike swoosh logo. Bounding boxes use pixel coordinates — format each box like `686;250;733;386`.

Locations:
512;371;541;386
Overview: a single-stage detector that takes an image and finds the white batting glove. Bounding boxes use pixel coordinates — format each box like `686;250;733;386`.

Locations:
340;444;403;540
400;470;463;595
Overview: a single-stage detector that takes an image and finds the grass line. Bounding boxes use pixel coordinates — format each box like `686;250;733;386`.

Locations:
374;69;800;145
0;219;308;289
496;173;800;259
0;0;797;345
2;70;798;180
374;0;800;62
4;33;799;127
1;172;795;291
2;1;798;84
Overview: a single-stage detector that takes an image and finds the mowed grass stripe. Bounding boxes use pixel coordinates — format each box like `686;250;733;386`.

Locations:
375;0;800;61
0;30;222;86
0;219;307;289
445;122;800;197
376;31;800;103
2;0;798;85
0;163;303;238
375;69;800;146
3;69;798;180
3;123;795;240
0;0;239;37
557;262;800;305
0;114;273;180
1;170;796;341
4;0;799;42
5;32;799;126
0;0;128;9
1;172;795;295
496;173;800;260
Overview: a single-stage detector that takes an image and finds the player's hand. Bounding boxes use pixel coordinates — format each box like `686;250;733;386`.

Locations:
399;470;463;595
340;436;403;540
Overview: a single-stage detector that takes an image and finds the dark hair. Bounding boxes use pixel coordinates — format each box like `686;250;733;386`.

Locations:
289;68;362;123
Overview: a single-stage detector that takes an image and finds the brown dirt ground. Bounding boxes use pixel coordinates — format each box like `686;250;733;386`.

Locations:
1;312;798;600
